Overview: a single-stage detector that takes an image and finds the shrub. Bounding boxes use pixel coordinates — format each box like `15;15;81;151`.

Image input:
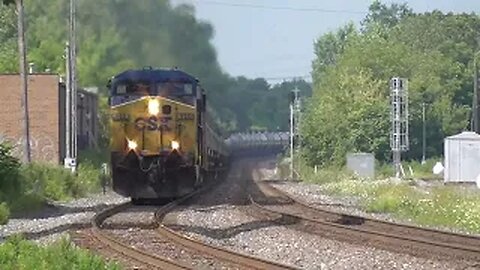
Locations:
20;162;102;202
0;142;104;223
0;236;121;270
0;144;21;202
0;202;10;225
20;163;76;201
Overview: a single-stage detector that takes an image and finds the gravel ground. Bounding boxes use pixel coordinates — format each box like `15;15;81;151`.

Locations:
102;205;157;229
0;191;128;244
167;158;475;270
108;228;242;270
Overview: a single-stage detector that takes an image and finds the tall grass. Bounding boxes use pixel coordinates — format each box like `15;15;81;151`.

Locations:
376;158;440;180
296;156;480;233
0;235;121;270
317;176;480;233
0;144;105;223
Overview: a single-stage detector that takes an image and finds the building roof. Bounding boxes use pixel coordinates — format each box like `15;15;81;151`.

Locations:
445;131;480;140
112;68;198;84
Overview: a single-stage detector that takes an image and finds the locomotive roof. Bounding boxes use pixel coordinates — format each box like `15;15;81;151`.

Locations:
112;68;198;83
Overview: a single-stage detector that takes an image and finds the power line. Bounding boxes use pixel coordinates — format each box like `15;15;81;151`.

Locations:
190;0;366;14
262;75;311;81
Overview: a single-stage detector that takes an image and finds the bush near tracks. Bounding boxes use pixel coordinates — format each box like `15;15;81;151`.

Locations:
298;159;480;233
0;143;103;224
0;235;121;270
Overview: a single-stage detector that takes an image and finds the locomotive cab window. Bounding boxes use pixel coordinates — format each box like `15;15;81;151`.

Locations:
114;81;153;96
157;82;195;105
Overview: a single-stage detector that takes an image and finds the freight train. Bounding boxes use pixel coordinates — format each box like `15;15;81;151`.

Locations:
108;67;229;200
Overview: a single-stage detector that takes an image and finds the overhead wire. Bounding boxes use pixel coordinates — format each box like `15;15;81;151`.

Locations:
262;75;311;81
181;0;325;82
189;0;367;14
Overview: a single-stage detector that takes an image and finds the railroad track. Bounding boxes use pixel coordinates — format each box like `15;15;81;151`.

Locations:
89;183;297;270
91;201;191;270
252;181;480;262
154;186;297;270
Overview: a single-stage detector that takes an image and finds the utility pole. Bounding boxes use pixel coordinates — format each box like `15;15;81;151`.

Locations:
474;55;479;133
16;0;31;163
65;42;71;165
421;102;426;164
70;0;78;167
64;0;77;172
289;96;294;180
289;87;300;180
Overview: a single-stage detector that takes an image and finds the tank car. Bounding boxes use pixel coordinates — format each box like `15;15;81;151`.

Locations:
108;67;228;200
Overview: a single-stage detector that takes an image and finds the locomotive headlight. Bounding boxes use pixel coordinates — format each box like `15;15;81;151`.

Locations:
127;139;138;150
148;99;160;115
171;140;180;150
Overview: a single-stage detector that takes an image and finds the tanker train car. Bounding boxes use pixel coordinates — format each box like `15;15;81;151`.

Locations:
108;68;229;200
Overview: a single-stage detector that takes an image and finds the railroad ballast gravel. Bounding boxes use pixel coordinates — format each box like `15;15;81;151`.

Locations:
108;228;242;270
0;191;128;244
167;158;472;270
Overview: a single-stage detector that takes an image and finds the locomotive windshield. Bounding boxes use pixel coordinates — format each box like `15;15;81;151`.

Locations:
115;81;152;96
156;82;195;105
112;80;196;105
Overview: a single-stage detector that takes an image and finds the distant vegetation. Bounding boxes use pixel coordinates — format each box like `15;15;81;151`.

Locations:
0;236;121;270
0;1;311;134
302;0;480;166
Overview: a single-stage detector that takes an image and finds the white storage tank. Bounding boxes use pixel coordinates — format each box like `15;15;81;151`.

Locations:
444;131;480;183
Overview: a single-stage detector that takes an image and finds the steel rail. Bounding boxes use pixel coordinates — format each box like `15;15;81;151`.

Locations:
252;182;480;261
154;184;298;270
91;202;191;270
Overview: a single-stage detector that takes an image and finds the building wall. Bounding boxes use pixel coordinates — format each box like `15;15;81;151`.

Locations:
0;74;61;163
0;74;100;164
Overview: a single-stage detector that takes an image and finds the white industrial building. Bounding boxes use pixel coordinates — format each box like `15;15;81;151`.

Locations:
444;131;480;184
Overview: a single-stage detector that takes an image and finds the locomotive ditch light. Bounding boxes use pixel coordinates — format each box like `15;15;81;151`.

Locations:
171;140;180;150
127;138;138;151
148;98;160;115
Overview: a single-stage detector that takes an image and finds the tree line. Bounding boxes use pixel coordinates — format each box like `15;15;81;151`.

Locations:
0;0;311;136
302;1;480;167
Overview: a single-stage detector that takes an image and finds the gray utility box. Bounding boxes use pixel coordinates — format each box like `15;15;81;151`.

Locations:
444;132;480;183
347;153;375;179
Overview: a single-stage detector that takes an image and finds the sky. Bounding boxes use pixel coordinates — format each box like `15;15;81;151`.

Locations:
172;0;480;83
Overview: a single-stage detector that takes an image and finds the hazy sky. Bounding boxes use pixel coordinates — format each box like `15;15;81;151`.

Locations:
173;0;480;83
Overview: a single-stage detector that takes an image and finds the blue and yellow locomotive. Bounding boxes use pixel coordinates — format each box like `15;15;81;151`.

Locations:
108;68;229;200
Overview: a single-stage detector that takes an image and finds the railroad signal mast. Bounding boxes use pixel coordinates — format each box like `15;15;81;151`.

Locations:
390;78;409;179
473;56;480;133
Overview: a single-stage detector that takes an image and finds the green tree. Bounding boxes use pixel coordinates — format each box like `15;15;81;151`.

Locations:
304;5;478;166
362;0;413;32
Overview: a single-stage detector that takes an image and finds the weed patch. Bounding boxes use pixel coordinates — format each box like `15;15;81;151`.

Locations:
0;143;104;222
0;235;121;270
298;157;480;233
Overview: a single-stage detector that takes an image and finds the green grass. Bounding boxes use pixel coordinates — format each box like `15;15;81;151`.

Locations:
295;156;480;233
376;158;440;180
0;235;121;270
318;177;480;233
18;162;102;202
0;144;106;224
